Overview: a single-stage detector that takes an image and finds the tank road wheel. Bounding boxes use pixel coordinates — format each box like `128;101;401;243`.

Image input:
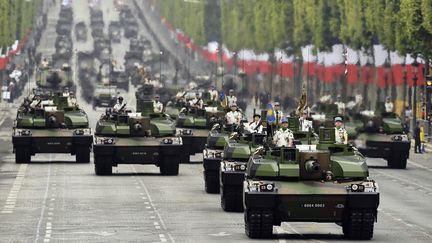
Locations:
75;147;90;163
343;209;375;240
15;147;31;164
204;171;219;193
245;208;273;239
159;156;179;175
94;156;112;175
387;152;407;169
221;186;243;212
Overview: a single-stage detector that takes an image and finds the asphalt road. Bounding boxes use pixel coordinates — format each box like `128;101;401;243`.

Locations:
1;0;432;242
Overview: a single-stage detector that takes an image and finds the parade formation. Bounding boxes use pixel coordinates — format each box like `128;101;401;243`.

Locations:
0;0;431;242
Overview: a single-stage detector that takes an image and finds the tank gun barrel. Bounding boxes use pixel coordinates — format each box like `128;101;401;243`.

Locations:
305;160;320;174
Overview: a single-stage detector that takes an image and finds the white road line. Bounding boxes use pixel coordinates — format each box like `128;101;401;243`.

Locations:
1;164;27;214
408;159;432;172
34;163;52;243
380;208;432;239
131;165;175;243
372;169;432;194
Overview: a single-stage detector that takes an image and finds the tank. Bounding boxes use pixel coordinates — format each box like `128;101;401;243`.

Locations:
93;84;117;108
202;124;230;193
36;66;74;91
75;22;88;42
353;111;410;168
108;21;122;43
93;110;182;175
12;91;92;163
124;20;138;39
243;128;379;239
176;92;226;162
219;132;267;211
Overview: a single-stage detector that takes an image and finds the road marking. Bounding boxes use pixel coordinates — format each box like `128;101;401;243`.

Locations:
1;164;27;214
408;159;432;172
380;209;432;239
372;169;432;194
34;163;52;243
131;165;175;243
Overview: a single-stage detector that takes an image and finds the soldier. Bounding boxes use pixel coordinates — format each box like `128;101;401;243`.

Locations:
41;58;49;69
273;117;294;147
175;87;186;100
225;103;241;125
334;95;346;115
385;97;394;113
299;112;312;132
320;90;333;104
153;94;164;113
227;89;237;107
209;85;218;102
113;96;126;113
247;114;264;134
334;116;348;144
189;92;203;109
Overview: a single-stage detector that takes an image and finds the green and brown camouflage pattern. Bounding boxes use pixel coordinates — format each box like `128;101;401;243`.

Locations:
93;110;183;175
36;67;73;90
244;128;379;239
353;112;410;169
12;91;92;163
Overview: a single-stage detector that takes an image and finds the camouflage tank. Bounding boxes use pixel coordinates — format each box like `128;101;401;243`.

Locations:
220;132;267;211
176;92;226;162
36;65;74;92
12;91;92;163
311;103;361;139
244;128;379;239
108;21;122;43
75;22;88;42
93;110;182;175
93;84;117;108
354;111;410;169
202;124;231;193
124;20;139;39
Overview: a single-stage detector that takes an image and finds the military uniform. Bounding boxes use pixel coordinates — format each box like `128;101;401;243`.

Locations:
335;127;348;144
299;117;312;132
189;97;203;108
247;121;264;133
153;100;164;113
209;89;218;101
273;128;294;147
226;110;241;125
227;95;237;107
385;101;394;113
113;102;126;112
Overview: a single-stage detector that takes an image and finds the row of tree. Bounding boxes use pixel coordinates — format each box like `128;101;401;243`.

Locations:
0;0;42;49
154;0;432;64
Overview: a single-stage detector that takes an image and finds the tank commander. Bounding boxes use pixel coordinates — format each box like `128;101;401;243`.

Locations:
227;89;237;107
153;94;164;113
209;85;218;102
41;58;49;69
247;114;264;134
334;116;348;144
385;97;394;113
225;103;242;125
189;92;204;109
272;117;294;147
113;96;126;113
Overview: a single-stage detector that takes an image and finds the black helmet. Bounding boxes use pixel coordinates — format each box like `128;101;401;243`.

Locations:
118;96;124;101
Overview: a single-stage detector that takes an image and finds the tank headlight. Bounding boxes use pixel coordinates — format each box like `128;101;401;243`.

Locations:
74;129;84;135
162;138;173;144
349;184;365;192
351;184;358;191
102;138;115;144
20;129;32;136
240;164;246;171
266;184;273;191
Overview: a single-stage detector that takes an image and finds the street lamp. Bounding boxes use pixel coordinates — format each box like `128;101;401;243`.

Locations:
159;50;163;80
412;59;419;131
402;64;407;114
383;59;391;100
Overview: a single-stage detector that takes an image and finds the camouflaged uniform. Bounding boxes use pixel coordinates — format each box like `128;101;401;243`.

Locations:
273;128;294;147
335;127;348;144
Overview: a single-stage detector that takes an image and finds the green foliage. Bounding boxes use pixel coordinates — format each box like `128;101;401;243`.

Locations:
154;0;432;62
0;0;41;48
